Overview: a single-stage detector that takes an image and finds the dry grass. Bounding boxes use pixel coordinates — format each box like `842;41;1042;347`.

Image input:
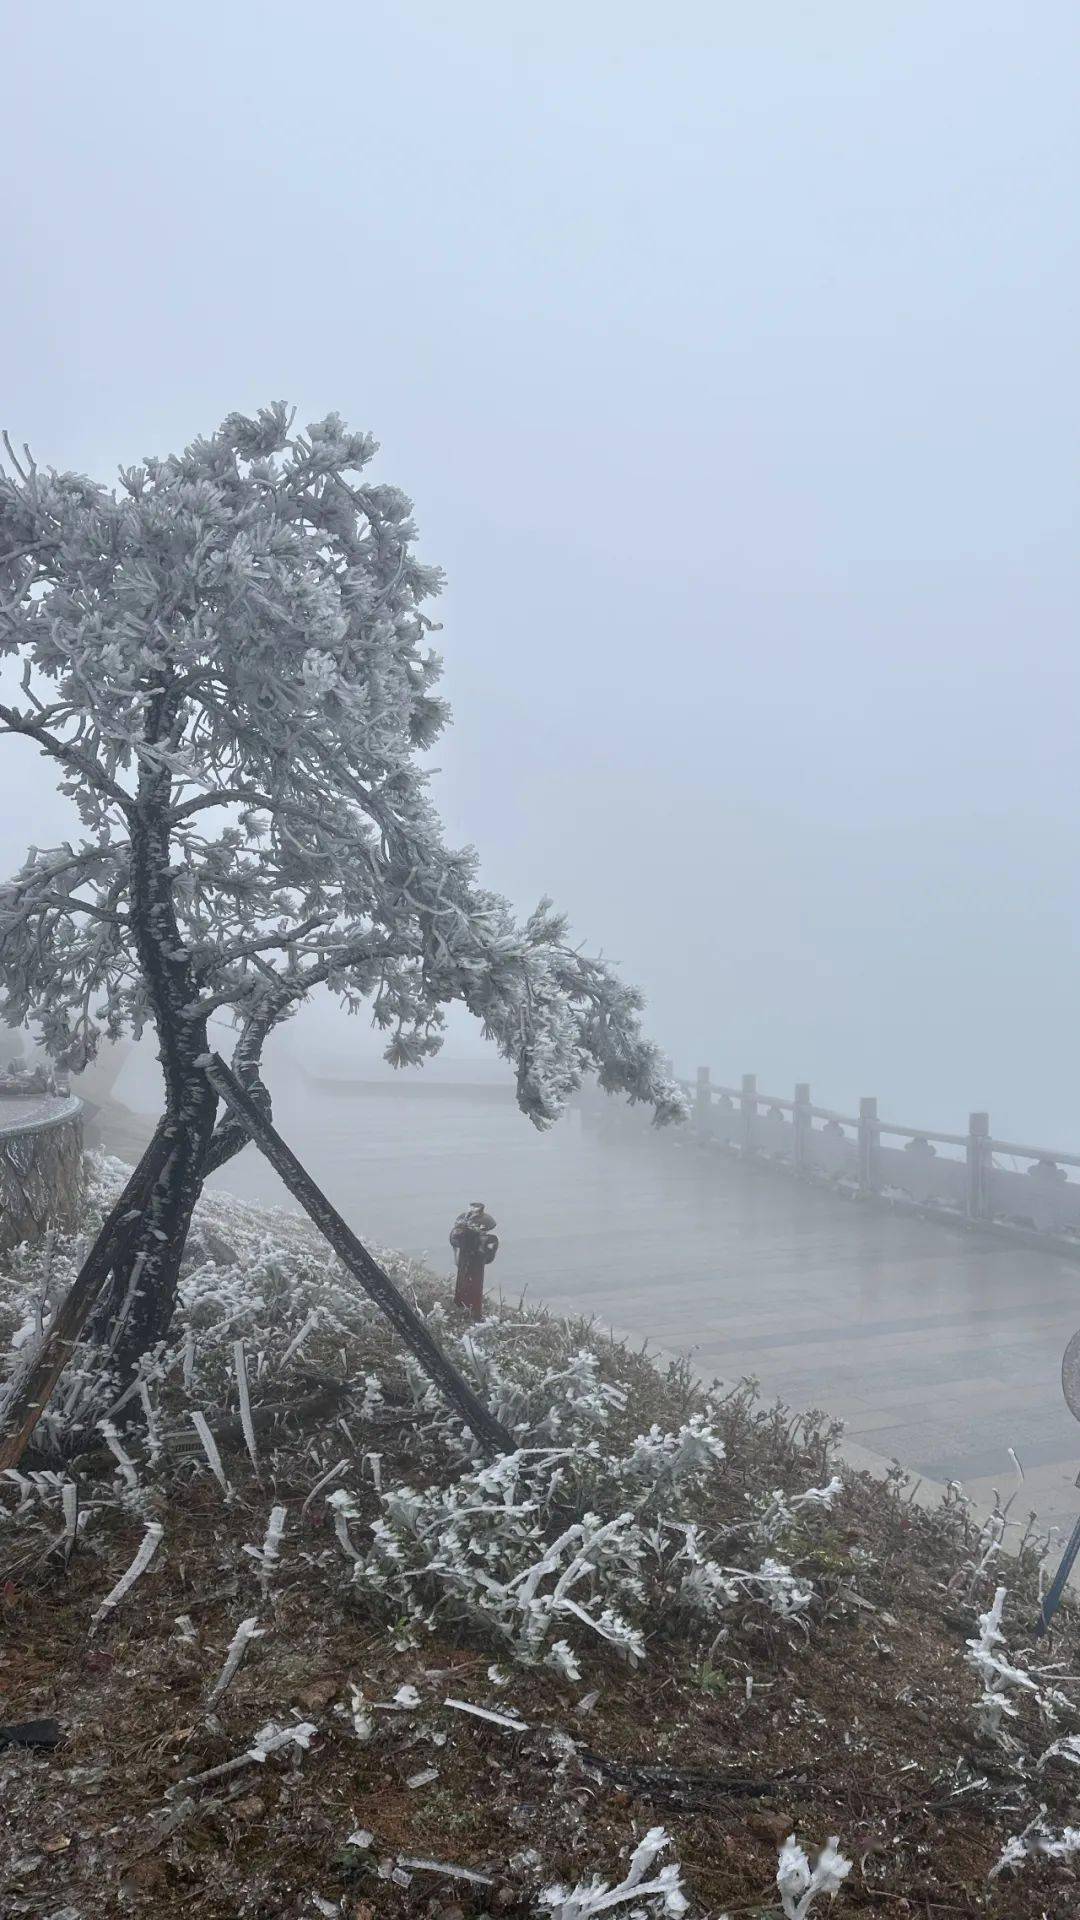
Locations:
2;1161;1080;1918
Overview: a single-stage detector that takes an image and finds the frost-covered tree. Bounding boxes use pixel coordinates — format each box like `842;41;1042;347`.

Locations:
0;405;682;1386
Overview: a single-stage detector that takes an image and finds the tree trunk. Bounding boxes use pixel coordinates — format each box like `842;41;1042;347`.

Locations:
99;1096;216;1385
88;681;217;1388
87;1006;277;1386
3;1045;273;1464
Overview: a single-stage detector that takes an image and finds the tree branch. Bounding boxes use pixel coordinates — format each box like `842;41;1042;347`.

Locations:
0;704;134;814
189;912;331;981
10;891;127;925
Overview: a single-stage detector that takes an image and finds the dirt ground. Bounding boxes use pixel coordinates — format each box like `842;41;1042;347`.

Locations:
3;1187;1080;1918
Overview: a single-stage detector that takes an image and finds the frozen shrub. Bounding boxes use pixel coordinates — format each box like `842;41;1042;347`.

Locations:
776;1835;851;1919
538;1825;688;1918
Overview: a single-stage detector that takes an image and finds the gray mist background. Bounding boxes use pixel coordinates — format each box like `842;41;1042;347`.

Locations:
2;2;1078;1142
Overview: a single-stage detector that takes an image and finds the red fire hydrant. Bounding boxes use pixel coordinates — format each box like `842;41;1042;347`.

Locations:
451;1202;499;1319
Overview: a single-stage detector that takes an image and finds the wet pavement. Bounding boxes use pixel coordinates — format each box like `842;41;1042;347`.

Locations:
194;1083;1080;1539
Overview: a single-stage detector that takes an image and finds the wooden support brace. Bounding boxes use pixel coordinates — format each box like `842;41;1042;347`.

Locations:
203;1054;514;1456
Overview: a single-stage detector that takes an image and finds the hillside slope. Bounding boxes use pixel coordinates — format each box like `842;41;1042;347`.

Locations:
2;1160;1080;1919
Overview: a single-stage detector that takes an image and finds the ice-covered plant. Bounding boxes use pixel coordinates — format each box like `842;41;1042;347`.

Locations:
619;1416;726;1487
990;1810;1080;1879
964;1586;1039;1743
538;1825;688;1918
356;1453;648;1668
776;1835;851;1919
90;1518;164;1626
1037;1731;1080;1770
756;1475;843;1543
340;1423;822;1671
671;1545;812;1622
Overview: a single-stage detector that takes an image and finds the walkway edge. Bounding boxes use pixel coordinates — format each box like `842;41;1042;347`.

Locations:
524;1293;1076;1593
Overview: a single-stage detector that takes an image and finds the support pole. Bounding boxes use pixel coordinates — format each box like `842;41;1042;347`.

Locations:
858;1097;879;1193
793;1082;811;1172
967;1111;991;1222
694;1066;711;1140
740;1074;757;1156
203;1055;513;1455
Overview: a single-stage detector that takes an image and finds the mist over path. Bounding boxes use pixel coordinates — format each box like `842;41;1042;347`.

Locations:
193;1081;1080;1540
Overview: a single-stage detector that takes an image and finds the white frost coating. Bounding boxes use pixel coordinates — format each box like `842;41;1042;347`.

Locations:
181;1717;318;1790
249;1719;318;1758
444;1696;529;1731
244;1504;286;1593
138;1380;163;1465
539;1825;688;1918
301;1456;349;1518
91;1519;164;1625
346;1684;375;1742
98;1419;140;1496
757;1476;844;1543
776;1836;852;1920
208;1615;263;1703
389;1684;421;1709
544;1638;582;1683
190;1411;229;1493
397;1856;493;1885
1038;1731;1080;1770
233;1340;260;1478
280;1309;319;1369
326;1487;361;1559
965;1585;1039;1743
60;1478;79;1565
990;1811;1080;1879
182;1328;196;1390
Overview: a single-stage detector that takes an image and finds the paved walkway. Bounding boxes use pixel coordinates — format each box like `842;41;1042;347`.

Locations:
536;1136;1080;1541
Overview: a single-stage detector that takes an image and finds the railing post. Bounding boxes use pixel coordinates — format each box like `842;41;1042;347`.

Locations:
858;1096;880;1193
967;1111;991;1221
740;1073;757;1155
694;1066;711;1140
793;1082;811;1171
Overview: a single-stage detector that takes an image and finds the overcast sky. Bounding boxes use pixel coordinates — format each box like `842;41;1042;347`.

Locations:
3;2;1078;1140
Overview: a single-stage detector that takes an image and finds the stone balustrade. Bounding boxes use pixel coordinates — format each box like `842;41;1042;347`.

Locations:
680;1068;1080;1256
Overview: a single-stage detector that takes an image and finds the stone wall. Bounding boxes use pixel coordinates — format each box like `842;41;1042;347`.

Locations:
0;1096;85;1253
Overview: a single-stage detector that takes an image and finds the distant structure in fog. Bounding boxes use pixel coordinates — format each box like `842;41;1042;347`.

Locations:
684;1068;1080;1256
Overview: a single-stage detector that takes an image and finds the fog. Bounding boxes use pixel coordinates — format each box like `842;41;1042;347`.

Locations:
3;1;1078;1143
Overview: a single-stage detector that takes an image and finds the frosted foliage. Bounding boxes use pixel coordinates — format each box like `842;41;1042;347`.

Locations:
341;1425;820;1665
538;1825;688;1918
964;1586;1040;1744
0;405;683;1128
776;1836;852;1920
